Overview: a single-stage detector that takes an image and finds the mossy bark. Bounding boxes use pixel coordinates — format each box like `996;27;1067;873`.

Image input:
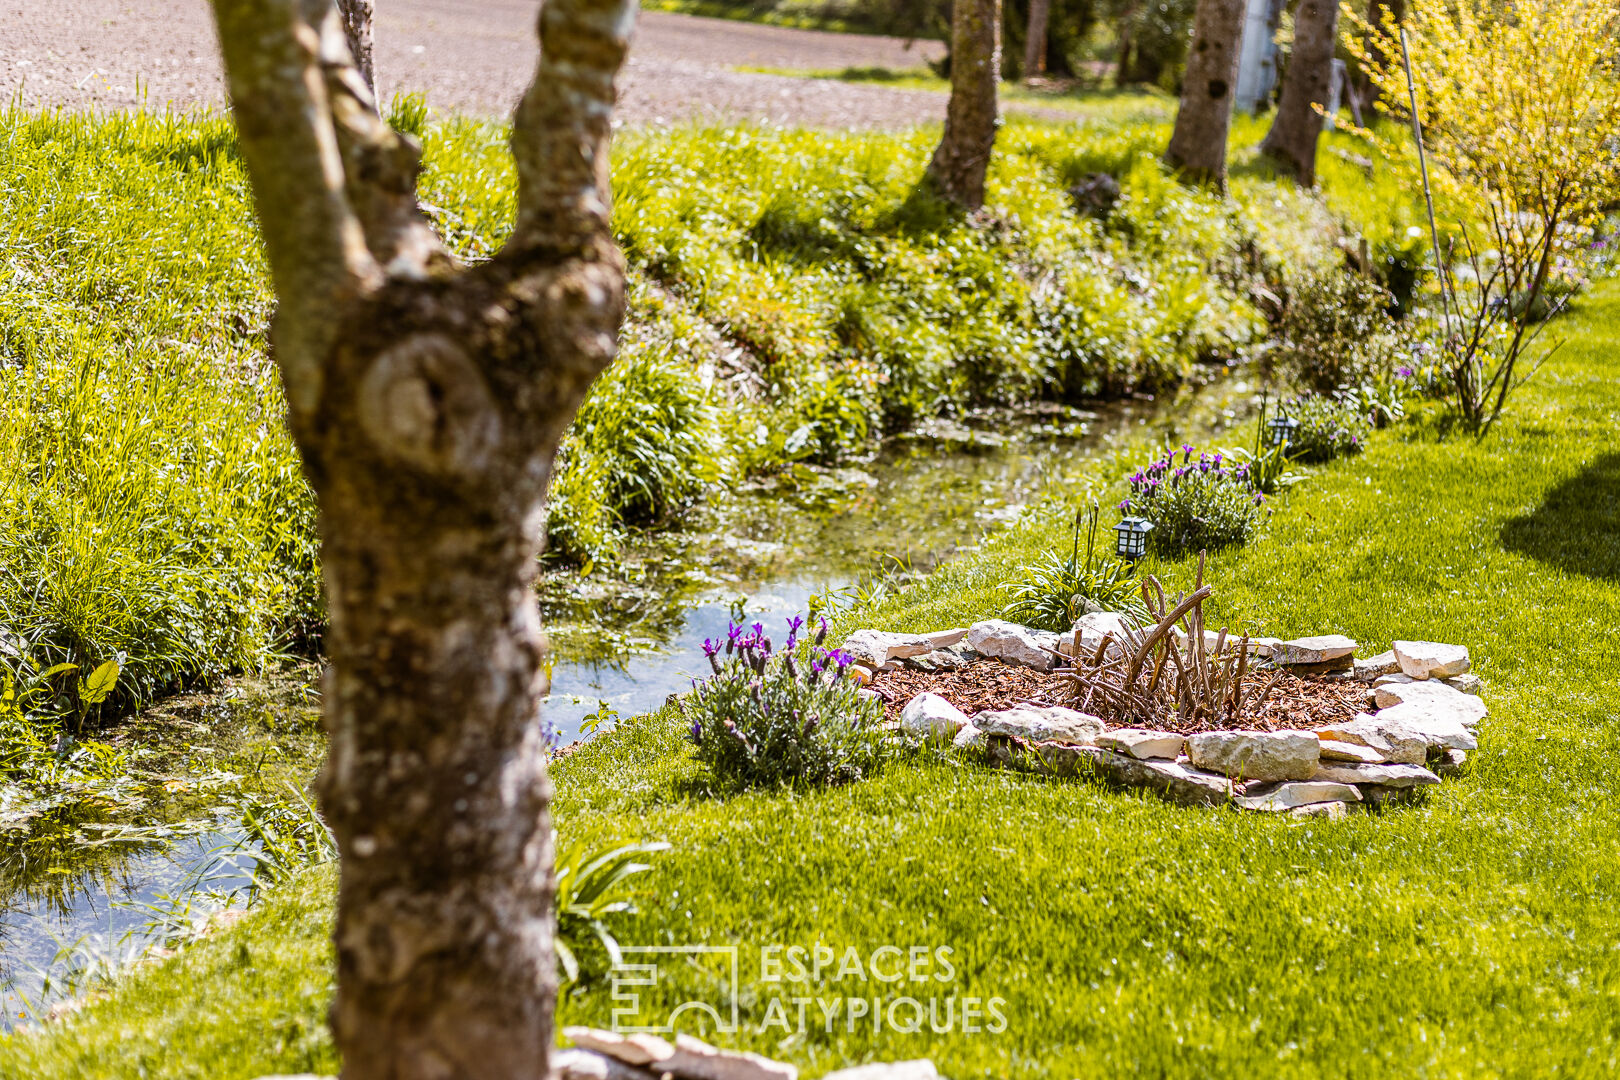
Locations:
927;0;1002;210
208;0;634;1076
1164;0;1246;190
1259;0;1340;186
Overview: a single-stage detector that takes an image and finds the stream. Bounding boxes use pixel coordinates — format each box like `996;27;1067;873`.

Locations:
0;376;1258;1025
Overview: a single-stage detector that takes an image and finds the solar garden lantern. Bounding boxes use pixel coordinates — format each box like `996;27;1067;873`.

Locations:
1266;411;1300;450
1114;516;1153;562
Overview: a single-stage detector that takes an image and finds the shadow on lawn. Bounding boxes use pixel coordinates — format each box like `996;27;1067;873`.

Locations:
1500;452;1620;581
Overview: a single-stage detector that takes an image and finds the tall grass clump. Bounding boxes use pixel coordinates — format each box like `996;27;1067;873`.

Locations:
0;109;318;705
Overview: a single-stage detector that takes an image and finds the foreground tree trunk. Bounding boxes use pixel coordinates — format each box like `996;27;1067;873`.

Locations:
1259;0;1339;185
925;0;1002;209
208;1;635;1076
336;0;376;96
1164;0;1247;189
1023;0;1051;78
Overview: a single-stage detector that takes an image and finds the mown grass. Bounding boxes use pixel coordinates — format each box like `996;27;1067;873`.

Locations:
6;225;1617;1080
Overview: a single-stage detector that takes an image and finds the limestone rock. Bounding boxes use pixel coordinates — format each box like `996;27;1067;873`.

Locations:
1373;679;1487;725
1313;713;1428;765
1247;636;1284;659
1373;673;1415;688
1237;780;1362;811
842;629;938;667
565;1029;671;1069
1435;748;1469;778
966;619;1062;670
974;704;1105;746
1312;761;1441;788
1446;672;1483;696
1289;801;1349;820
1275;634;1358;665
924;628;968;650
900;692;968;742
1354;650;1400;680
1393;640;1471;680
1086;749;1234;806
1095;728;1185;760
952;723;986;752
1374;701;1478;750
553;1048;660;1080
1062;611;1134;658
1186;729;1320;782
1318;739;1388;765
821;1063;939;1080
666;1034;799;1080
1171;626;1230;654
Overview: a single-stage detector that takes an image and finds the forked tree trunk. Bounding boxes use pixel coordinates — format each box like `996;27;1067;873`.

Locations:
1259;0;1338;185
1023;0;1051;78
1164;0;1247;189
208;1;635;1077
336;0;376;96
925;0;1002;209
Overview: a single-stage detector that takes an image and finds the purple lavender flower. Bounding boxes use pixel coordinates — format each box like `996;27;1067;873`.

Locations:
1118;498;1131;512
690;718;703;744
1397;365;1414;379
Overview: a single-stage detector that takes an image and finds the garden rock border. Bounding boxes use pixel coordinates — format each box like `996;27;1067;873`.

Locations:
852;621;1482;817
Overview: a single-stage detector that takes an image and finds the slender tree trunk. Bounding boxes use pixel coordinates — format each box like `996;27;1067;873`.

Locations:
925;0;1002;210
1164;0;1247;189
1259;0;1338;185
208;1;635;1077
1023;0;1051;78
336;0;376;97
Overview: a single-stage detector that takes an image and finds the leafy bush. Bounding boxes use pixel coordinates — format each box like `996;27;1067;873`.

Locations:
1121;446;1264;555
1277;393;1371;464
1274;268;1408;394
1001;508;1141;629
685;617;886;790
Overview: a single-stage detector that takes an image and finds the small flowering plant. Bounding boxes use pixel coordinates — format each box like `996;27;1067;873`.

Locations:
1276;392;1373;464
685;615;886;791
1119;444;1264;555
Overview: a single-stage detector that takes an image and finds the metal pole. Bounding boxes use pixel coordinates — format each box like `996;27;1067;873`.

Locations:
1400;28;1451;338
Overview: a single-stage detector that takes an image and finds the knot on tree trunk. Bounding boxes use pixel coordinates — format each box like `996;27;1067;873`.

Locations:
357;333;501;477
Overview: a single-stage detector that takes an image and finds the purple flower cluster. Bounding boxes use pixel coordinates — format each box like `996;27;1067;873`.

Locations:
701;615;833;679
1121;446;1254;511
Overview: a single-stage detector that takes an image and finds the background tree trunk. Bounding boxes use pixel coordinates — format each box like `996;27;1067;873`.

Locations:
336;0;376;97
1023;0;1051;78
1164;0;1247;189
926;0;1002;209
1350;0;1404;113
208;1;635;1077
1259;0;1338;185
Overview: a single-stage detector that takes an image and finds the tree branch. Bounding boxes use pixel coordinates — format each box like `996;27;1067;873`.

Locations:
211;0;379;421
506;0;638;257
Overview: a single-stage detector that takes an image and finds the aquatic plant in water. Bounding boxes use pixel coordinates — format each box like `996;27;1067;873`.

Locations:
686;616;885;791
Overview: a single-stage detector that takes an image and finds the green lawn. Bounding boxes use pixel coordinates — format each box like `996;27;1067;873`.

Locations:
6;258;1618;1079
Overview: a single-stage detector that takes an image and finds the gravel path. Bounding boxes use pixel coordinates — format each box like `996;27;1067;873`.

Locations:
1;1;950;128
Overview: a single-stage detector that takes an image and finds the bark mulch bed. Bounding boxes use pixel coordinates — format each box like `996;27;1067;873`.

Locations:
870;661;1369;733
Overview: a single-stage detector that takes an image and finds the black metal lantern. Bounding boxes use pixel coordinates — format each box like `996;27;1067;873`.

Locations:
1114;516;1153;561
1265;412;1300;450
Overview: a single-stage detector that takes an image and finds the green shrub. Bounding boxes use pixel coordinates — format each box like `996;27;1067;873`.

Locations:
1122;446;1265;554
1001;509;1141;629
685;617;886;791
1275;269;1408;394
1278;393;1372;464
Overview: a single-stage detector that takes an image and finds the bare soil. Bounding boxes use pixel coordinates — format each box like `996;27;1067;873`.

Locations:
2;1;949;128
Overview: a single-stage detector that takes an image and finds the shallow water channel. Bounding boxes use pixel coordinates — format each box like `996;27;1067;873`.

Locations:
0;377;1258;1025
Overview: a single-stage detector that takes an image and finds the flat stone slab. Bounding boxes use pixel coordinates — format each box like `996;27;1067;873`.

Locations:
562;1031;798;1080
1087;749;1234;806
1095;728;1186;760
1062;611;1135;659
1394;640;1471;680
1275;635;1358;665
1354;650;1400;680
1446;672;1483;696
974;704;1104;746
1313;760;1441;788
923;628;968;650
1373;679;1487;725
1186;729;1320;782
1374;701;1478;750
842;629;938;667
1289;800;1349;819
1318;738;1387;764
967;619;1062;671
1237;780;1362;811
900;692;968;742
1313;713;1428;765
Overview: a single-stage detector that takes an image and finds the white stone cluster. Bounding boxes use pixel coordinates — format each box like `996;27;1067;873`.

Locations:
868;625;1483;817
555;1029;936;1080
